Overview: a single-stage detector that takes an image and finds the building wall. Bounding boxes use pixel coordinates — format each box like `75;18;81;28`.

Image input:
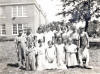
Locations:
0;0;47;37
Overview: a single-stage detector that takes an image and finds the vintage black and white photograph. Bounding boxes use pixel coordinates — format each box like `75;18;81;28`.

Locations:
0;0;100;74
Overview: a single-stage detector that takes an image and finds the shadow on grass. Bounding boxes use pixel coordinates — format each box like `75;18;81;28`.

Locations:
7;63;26;70
7;63;19;68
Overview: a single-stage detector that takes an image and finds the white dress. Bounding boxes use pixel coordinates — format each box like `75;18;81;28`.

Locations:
65;44;78;67
37;46;46;71
55;44;66;69
45;45;57;69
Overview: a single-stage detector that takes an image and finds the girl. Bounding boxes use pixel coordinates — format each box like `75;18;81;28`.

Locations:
45;41;57;69
64;39;78;68
37;40;46;71
55;38;67;69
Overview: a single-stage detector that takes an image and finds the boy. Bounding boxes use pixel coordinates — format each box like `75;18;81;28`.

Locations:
25;28;35;71
78;27;93;69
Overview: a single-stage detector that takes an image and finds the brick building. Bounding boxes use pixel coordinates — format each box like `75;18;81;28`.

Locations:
0;0;47;37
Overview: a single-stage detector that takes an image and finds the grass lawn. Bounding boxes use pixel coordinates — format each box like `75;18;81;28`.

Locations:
0;41;100;74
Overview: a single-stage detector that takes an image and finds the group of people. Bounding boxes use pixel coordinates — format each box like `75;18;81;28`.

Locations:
15;23;93;71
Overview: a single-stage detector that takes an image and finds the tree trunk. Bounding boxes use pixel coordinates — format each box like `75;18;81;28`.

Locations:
85;20;88;32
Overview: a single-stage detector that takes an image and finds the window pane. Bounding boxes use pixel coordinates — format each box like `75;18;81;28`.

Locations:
12;6;17;17
0;7;3;16
18;24;22;31
23;6;27;16
23;24;28;33
13;24;17;34
2;24;6;35
18;6;22;16
2;30;6;34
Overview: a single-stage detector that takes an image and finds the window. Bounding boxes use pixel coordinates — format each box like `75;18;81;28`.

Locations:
12;6;17;17
23;24;28;33
18;24;23;32
1;24;6;35
13;24;28;35
0;7;5;18
18;6;23;16
13;24;23;35
0;7;3;16
12;6;27;17
13;24;17;34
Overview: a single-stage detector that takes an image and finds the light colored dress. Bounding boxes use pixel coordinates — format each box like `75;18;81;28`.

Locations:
37;46;46;71
65;44;78;67
45;45;57;69
55;44;66;69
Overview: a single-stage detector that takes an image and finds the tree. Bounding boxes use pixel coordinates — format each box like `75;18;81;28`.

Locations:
57;0;100;31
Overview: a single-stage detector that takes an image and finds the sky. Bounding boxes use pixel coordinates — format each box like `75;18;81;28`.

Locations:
36;0;100;28
36;0;74;23
36;0;63;23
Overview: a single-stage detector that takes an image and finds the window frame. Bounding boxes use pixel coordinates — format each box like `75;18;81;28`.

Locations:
12;5;27;17
1;24;6;36
13;24;18;35
12;24;29;35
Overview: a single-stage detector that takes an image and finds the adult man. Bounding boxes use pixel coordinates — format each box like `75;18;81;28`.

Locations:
15;30;27;69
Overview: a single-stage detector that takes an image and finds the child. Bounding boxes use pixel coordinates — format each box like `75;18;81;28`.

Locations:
26;45;37;71
64;39;78;68
25;29;37;71
78;47;91;68
45;41;57;69
78;27;93;69
55;38;67;69
37;40;46;71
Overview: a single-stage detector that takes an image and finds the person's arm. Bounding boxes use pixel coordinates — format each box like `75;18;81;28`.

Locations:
85;32;89;48
54;45;57;58
45;48;48;60
54;46;57;57
14;37;18;53
78;35;80;48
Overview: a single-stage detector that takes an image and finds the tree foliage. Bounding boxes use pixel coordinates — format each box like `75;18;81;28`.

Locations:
58;0;100;23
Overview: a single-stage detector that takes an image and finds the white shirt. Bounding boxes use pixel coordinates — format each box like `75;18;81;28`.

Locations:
45;31;54;42
66;44;77;53
46;45;56;60
35;33;44;41
55;44;65;56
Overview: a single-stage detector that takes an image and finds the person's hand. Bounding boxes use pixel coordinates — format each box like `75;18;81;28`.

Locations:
16;49;18;53
86;45;89;48
26;51;30;55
